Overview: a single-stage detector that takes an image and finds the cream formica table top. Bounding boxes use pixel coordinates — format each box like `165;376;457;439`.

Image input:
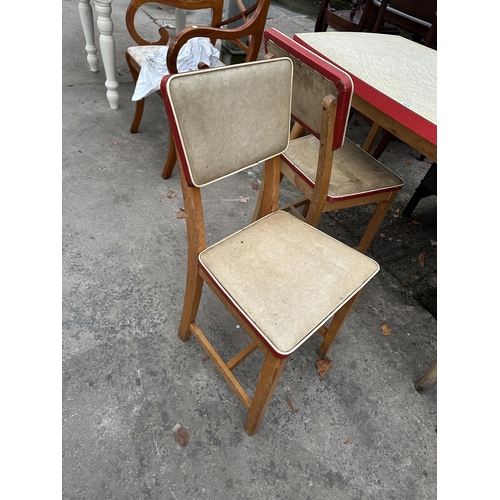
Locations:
294;32;437;149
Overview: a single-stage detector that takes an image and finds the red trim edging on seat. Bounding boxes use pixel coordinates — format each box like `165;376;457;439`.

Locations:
281;154;403;202
198;260;290;359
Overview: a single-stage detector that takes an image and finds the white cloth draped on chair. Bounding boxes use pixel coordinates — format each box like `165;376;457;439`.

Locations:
131;37;224;101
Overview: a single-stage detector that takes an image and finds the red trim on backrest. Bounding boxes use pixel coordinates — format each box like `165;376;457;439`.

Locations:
160;74;196;186
264;28;353;151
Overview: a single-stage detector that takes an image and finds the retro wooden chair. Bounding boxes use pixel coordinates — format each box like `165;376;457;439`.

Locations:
253;29;404;254
314;0;399;34
371;0;437;46
160;58;380;435
125;0;271;179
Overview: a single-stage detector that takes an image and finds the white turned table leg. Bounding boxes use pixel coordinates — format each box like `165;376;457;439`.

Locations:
78;0;99;72
174;9;187;33
95;0;119;109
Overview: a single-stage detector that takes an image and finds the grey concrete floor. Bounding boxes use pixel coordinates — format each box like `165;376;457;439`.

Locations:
62;1;437;498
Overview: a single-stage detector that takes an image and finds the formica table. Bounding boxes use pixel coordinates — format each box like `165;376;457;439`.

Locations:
293;32;437;163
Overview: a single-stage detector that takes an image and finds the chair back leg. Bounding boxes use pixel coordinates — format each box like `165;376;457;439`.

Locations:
356;190;398;253
162;135;177;179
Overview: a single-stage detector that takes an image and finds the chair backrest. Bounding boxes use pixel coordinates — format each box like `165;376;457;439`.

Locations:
264;28;353;151
166;0;271;73
161;58;293;187
372;0;437;42
126;0;224;46
315;0;398;34
380;0;436;25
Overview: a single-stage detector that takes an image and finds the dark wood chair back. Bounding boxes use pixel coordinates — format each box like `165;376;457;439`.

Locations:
372;0;437;46
314;0;399;34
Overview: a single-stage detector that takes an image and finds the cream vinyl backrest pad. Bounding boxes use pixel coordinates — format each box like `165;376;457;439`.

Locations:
265;36;353;150
165;58;293;187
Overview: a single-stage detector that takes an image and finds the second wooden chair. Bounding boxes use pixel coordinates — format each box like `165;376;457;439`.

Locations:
254;29;404;254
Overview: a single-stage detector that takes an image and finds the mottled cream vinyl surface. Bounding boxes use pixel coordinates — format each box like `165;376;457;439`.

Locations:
127;45;158;66
267;40;345;140
167;58;293;186
199;211;379;355
283;135;404;199
296;32;437;125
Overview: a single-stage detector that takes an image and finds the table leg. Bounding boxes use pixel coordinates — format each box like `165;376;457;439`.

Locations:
352;95;437;163
175;9;187;33
95;0;119;109
402;162;437;217
362;122;383;153
78;0;99;72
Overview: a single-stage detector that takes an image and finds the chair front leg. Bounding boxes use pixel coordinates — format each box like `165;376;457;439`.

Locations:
245;353;288;436
162;135;177;179
126;53;145;134
178;269;204;342
130;98;146;134
177;171;206;341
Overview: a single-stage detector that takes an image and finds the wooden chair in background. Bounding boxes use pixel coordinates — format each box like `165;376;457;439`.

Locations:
161;58;380;435
314;0;399;34
166;0;270;74
371;0;437;46
125;0;271;179
126;0;224;135
254;29;404;254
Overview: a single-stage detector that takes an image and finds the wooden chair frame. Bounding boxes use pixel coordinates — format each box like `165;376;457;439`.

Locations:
160;59;379;435
254;29;403;254
126;0;224;134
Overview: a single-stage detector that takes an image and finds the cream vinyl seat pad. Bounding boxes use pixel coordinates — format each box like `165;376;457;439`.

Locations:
127;45;159;67
199;210;379;356
282;134;404;200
